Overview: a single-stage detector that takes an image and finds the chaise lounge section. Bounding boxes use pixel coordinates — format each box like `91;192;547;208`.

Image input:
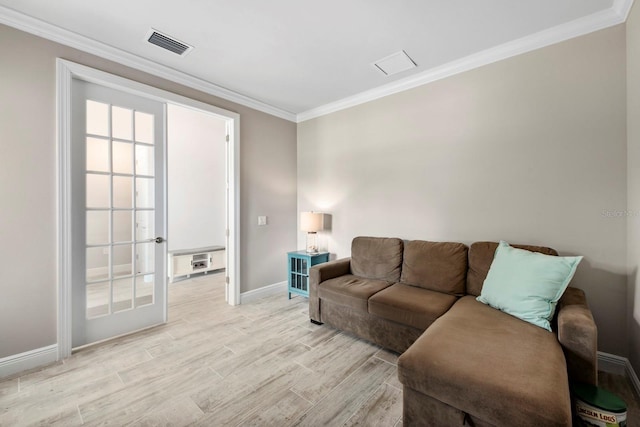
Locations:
309;236;597;426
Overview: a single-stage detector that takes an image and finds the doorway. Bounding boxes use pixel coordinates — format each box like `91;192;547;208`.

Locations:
57;59;241;358
166;104;227;286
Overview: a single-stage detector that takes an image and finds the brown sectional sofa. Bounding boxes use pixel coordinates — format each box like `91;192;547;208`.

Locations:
309;236;597;426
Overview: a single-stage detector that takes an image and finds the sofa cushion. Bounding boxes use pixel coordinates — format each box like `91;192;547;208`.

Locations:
368;283;458;330
477;241;582;331
398;296;571;426
466;241;558;296
351;237;403;282
400;240;467;295
318;274;392;312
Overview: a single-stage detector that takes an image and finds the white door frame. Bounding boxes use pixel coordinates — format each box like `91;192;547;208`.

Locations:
56;59;241;359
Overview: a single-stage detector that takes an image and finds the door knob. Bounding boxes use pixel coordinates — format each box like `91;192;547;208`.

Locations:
155;237;165;243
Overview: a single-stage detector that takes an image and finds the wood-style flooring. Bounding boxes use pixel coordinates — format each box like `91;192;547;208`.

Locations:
0;272;638;426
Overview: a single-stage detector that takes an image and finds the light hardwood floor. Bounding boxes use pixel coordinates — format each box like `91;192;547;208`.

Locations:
0;273;403;426
0;273;638;426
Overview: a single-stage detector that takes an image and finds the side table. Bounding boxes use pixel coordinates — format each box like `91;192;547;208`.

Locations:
287;250;329;299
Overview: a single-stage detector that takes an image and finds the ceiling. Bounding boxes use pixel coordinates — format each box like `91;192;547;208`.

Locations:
0;0;631;121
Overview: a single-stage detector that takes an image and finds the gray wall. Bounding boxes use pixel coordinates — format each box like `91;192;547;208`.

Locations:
167;104;227;252
0;12;635;368
298;25;628;356
0;23;297;358
627;1;640;374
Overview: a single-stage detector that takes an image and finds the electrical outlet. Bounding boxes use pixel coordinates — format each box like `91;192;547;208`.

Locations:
258;216;267;226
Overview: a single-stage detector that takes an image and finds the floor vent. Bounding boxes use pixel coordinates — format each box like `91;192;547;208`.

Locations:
146;29;193;56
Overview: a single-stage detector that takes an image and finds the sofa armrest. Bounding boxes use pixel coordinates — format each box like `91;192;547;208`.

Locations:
308;257;351;322
556;287;598;385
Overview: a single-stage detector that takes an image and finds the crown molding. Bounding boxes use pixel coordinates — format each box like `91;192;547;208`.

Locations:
613;0;635;20
0;1;633;125
0;5;297;122
297;2;633;122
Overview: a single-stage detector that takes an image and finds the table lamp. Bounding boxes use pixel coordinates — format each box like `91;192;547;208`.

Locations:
300;211;324;253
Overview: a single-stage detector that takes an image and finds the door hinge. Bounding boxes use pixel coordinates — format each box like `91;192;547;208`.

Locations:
225;229;230;237
225;276;230;284
226;134;229;142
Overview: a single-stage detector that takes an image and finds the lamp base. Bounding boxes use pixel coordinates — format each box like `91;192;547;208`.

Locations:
305;232;318;254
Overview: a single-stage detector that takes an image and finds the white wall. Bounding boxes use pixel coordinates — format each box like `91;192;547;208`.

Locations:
298;25;628;356
167;104;227;252
627;1;640;374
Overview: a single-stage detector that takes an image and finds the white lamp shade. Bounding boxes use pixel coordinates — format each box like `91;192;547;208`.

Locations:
300;212;324;232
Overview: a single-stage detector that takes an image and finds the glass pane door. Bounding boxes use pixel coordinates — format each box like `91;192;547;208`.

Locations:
72;79;166;348
85;101;157;318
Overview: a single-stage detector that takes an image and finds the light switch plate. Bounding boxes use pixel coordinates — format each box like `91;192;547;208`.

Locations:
258;216;267;226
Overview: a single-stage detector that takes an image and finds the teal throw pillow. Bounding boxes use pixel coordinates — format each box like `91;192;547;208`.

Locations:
477;241;582;331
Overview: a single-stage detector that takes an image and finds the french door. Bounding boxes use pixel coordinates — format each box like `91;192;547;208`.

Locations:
71;79;166;348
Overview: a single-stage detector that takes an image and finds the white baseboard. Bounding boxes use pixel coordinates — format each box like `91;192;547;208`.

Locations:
598;351;640;395
0;344;58;379
240;281;287;304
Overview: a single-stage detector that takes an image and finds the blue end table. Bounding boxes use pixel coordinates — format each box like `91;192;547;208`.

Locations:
287;250;329;299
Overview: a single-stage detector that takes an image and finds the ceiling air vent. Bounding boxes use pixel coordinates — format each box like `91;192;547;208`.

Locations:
373;50;417;76
146;29;193;56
